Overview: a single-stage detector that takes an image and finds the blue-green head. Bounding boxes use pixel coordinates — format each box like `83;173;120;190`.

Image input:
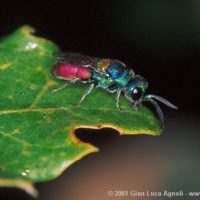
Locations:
124;75;148;104
124;75;178;130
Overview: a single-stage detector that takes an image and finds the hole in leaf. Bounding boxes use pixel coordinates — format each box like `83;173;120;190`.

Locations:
75;128;119;148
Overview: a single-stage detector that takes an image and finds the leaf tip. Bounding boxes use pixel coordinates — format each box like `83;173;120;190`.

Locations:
0;178;38;198
20;25;36;36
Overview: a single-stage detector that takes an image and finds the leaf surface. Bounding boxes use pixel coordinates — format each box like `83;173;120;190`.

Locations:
0;26;160;195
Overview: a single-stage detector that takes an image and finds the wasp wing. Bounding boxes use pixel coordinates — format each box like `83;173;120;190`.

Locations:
53;52;100;66
53;52;129;77
53;52;109;76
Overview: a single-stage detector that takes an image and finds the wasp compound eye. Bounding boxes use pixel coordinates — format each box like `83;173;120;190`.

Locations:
131;87;143;101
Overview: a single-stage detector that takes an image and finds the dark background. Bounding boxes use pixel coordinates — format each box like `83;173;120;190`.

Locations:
0;0;199;200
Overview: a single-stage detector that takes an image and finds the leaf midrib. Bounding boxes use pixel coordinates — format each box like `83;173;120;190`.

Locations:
0;106;152;119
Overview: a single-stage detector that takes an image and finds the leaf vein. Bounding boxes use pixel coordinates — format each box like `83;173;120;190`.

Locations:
29;80;54;108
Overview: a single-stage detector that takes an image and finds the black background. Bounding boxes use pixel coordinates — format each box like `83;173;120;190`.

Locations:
0;0;199;200
0;0;199;113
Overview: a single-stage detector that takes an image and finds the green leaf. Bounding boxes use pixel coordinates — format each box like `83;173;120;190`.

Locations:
0;26;160;196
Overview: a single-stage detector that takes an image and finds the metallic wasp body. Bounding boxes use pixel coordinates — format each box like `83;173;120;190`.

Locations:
52;52;178;130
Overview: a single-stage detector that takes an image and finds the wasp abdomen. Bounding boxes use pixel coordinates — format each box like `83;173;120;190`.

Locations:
52;63;91;80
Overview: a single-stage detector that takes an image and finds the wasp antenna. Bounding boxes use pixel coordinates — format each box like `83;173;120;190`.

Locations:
143;98;164;131
145;95;178;110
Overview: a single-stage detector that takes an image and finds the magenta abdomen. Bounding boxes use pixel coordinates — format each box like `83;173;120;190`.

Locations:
52;63;91;80
76;68;91;79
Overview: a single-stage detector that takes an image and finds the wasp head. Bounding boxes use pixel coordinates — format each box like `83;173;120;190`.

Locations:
124;75;178;130
124;75;148;106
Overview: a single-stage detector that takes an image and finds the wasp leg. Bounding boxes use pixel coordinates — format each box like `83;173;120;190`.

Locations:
129;69;135;78
116;89;122;111
79;83;95;104
51;82;69;93
51;78;79;93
